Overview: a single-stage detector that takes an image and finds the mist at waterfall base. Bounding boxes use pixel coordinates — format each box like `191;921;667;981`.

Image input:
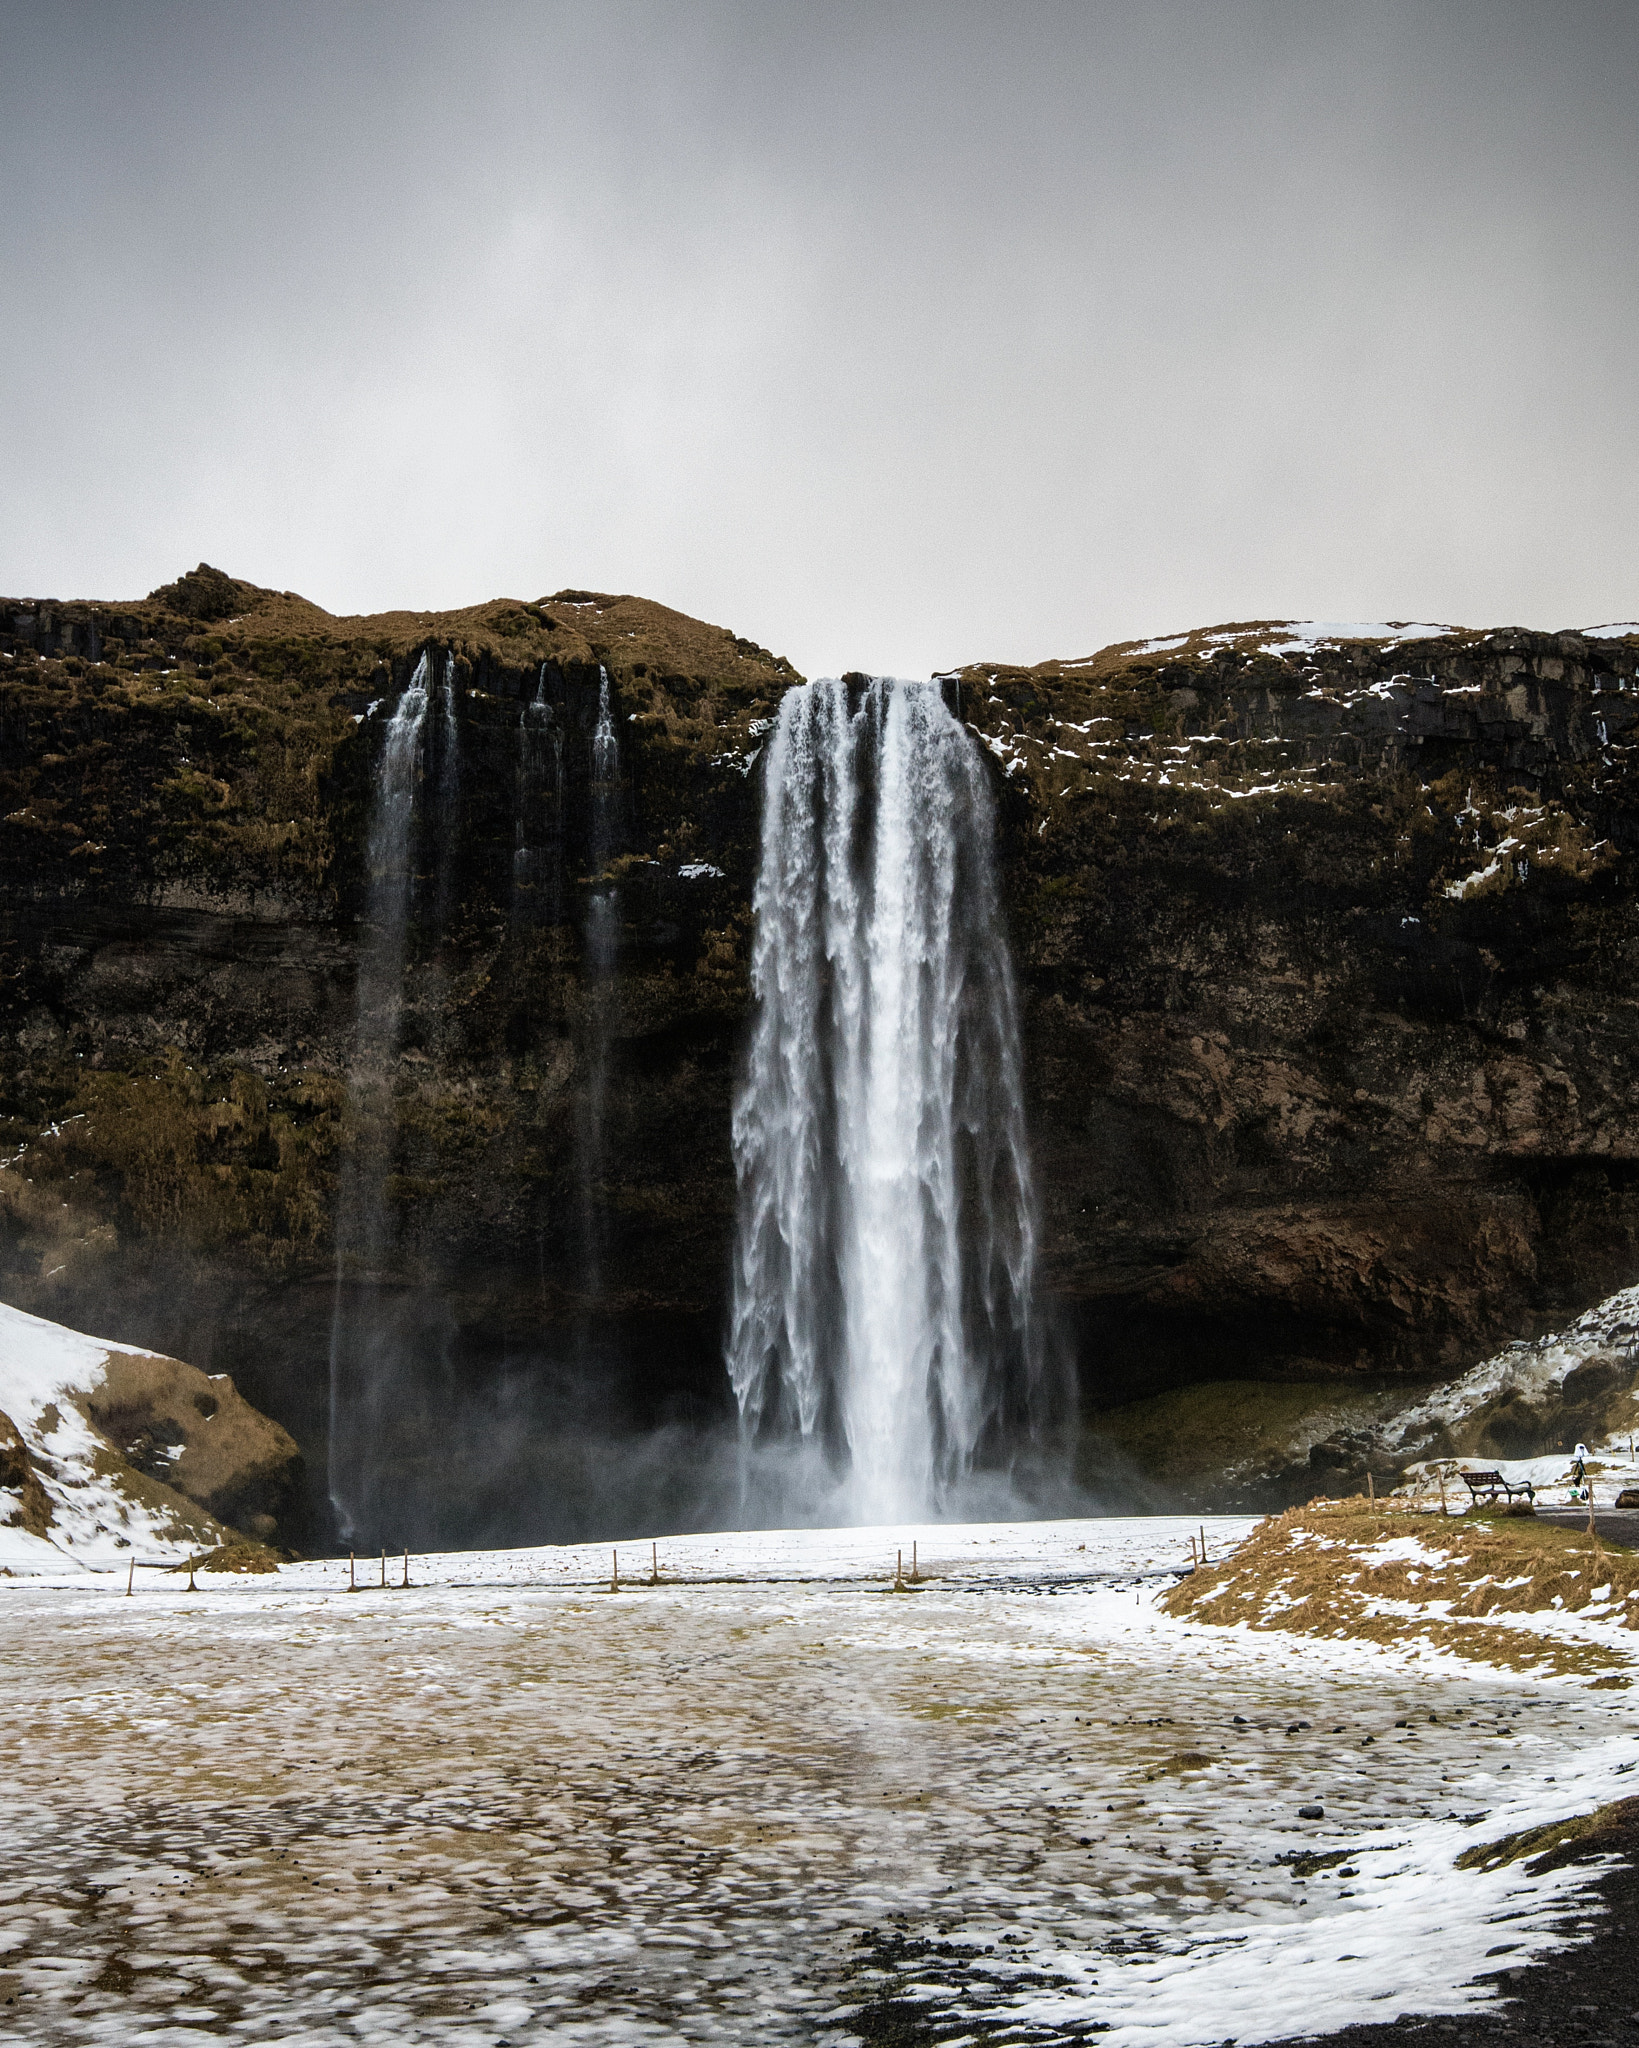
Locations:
322;664;1073;1554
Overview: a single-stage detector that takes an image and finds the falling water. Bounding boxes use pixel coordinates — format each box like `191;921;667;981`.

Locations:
432;654;461;933
353;653;432;1061
579;666;622;1291
328;653;433;1534
587;664;621;968
512;664;563;922
727;677;1041;1524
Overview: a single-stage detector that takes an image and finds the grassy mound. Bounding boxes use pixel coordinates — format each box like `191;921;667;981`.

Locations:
168;1541;281;1574
1161;1502;1639;1677
1457;1795;1639;1875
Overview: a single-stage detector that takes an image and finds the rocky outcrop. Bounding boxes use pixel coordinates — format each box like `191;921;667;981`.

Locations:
2;577;1637;1538
0;1294;296;1565
1087;1271;1639;1512
0;1408;53;1536
79;1349;301;1541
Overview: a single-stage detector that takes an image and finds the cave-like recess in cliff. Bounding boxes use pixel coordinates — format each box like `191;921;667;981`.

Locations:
2;570;1638;1545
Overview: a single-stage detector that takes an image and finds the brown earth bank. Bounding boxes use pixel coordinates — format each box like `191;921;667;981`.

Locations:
2;570;1637;1544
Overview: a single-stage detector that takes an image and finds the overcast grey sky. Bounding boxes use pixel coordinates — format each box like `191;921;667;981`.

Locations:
1;1;1634;677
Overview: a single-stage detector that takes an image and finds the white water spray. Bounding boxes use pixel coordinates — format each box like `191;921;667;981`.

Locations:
727;677;1041;1523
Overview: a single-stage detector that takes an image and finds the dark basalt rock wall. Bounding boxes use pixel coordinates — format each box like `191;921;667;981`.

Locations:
951;620;1639;1406
1;572;1636;1538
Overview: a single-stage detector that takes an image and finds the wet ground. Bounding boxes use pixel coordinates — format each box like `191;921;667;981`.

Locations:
1;1519;1635;2045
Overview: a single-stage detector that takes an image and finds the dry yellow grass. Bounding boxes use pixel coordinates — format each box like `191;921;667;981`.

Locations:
1161;1502;1639;1677
1455;1795;1639;1874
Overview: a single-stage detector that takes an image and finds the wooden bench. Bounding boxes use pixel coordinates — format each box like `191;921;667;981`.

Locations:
1459;1469;1535;1505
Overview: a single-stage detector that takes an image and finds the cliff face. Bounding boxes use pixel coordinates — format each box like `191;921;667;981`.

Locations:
1;573;1635;1540
0;568;786;1539
953;619;1639;1404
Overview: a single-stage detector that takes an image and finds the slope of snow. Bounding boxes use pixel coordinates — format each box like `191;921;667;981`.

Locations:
0;1298;216;1574
0;1296;159;1429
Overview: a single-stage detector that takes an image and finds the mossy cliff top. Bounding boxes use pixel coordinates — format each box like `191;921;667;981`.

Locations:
0;564;798;913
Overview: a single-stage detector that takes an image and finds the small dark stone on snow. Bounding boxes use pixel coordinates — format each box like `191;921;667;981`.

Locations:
1298;1804;1324;1820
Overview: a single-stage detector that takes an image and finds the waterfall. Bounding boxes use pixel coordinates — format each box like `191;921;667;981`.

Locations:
432;654;461;933
587;664;620;970
353;651;431;1059
726;677;1041;1525
579;665;622;1292
328;652;433;1535
512;663;563;922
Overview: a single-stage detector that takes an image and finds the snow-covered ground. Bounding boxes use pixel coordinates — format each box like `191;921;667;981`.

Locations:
2;1515;1635;2046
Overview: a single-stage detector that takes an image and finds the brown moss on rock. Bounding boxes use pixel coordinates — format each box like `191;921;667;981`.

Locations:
81;1349;302;1540
0;1406;53;1534
85;1444;235;1548
169;1539;282;1574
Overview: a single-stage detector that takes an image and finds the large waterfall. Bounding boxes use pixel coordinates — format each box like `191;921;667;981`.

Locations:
727;677;1042;1525
353;652;431;1047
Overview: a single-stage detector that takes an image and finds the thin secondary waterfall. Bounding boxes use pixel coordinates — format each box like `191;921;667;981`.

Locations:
727;677;1041;1525
328;652;433;1533
579;665;622;1294
432;654;461;933
512;663;562;922
587;664;620;969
